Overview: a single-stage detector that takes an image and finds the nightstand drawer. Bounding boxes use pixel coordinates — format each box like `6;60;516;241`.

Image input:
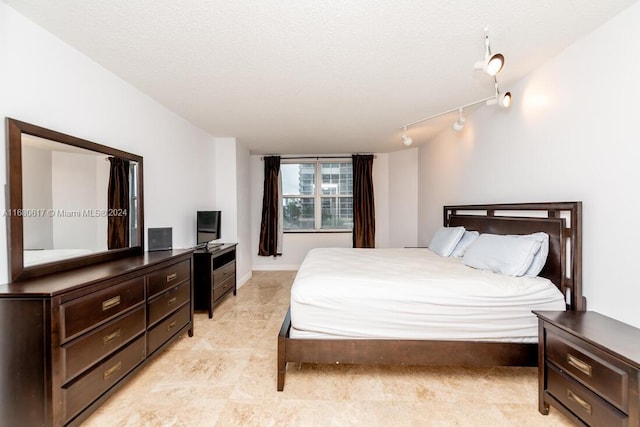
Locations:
547;331;628;410
547;363;627;427
213;260;235;285
213;274;235;300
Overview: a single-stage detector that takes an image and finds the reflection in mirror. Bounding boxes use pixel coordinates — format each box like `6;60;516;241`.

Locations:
6;118;144;282
21;135;139;267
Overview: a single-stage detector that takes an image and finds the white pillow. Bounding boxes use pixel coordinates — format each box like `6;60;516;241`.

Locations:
428;226;465;257
510;232;549;277
450;230;479;258
462;233;542;276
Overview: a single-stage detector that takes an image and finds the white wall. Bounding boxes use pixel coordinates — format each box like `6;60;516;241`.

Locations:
388;148;418;247
250;151;419;270
0;3;216;282
21;145;53;249
51;152;104;250
417;2;640;328
234;141;253;286
212;137;253;287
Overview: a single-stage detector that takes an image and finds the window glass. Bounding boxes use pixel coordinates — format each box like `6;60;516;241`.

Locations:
282;160;352;232
321;197;353;229
283;197;315;230
281;163;314;196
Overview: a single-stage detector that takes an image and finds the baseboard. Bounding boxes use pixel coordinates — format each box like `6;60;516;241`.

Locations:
252;264;300;271
236;271;253;289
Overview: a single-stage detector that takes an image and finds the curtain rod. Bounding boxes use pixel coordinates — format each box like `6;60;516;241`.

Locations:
260;155;377;161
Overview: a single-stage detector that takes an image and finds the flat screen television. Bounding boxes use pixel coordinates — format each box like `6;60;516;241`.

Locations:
197;211;221;247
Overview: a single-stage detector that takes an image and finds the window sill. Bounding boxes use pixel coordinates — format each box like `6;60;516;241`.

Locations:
283;230;352;234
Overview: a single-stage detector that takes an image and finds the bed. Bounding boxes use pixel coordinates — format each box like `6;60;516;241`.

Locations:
277;202;584;391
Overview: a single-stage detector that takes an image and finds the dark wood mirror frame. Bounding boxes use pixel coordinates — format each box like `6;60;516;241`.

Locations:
6;118;145;282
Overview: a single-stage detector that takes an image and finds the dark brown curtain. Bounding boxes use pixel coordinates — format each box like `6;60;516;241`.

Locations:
107;157;130;249
258;156;281;256
352;154;375;248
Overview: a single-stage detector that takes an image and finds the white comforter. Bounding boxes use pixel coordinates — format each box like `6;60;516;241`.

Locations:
290;248;566;342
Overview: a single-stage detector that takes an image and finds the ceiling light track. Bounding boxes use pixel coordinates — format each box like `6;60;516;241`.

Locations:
399;28;512;144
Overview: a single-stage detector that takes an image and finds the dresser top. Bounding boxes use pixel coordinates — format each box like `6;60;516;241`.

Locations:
534;310;640;368
0;249;193;297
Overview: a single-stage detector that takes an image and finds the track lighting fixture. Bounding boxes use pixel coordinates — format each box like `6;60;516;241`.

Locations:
401;126;413;146
399;29;512;145
485;78;512;108
452;108;465;132
474;29;504;76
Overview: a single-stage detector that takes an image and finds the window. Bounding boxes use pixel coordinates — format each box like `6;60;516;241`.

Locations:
281;161;353;231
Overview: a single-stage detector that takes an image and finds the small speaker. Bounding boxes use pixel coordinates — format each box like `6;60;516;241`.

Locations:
148;227;172;251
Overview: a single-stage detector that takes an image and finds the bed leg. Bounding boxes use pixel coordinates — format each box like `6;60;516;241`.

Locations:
277;333;286;391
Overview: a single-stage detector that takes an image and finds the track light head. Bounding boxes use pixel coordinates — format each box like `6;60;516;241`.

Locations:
401;126;413;146
452;108;465;132
498;91;512;108
474;32;504;76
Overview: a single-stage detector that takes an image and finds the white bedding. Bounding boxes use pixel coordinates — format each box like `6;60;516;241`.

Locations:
290;248;566;342
24;248;94;267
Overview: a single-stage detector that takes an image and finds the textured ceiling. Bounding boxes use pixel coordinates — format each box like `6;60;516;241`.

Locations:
4;0;637;154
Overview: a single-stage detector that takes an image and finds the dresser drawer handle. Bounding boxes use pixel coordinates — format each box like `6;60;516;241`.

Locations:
103;361;122;380
102;296;121;311
567;354;592;376
167;320;177;331
103;328;122;345
567;389;592;414
166;273;178;282
167;297;177;306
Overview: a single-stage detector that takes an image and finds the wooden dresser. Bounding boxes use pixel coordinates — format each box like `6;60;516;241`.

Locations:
193;243;237;318
534;311;640;427
0;249;193;426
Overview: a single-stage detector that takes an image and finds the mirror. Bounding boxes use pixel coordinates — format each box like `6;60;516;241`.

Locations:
6;118;144;282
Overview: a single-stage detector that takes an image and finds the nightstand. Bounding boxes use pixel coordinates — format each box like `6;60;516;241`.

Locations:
534;311;640;426
193;243;237;318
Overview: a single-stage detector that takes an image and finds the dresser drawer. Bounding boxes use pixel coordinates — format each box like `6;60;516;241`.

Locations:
147;303;190;355
547;331;629;410
147;280;191;326
62;306;145;383
213;260;235;285
147;259;191;298
63;336;145;423
547;363;627;427
213;274;235;301
60;277;145;342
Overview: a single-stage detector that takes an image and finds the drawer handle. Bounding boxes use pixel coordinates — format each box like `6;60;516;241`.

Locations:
103;361;122;380
567;389;592;415
102;296;121;311
567;354;592;377
103;328;122;345
166;273;178;282
167;320;177;331
167;297;177;306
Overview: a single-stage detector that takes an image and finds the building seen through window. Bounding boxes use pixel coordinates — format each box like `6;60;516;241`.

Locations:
281;161;353;231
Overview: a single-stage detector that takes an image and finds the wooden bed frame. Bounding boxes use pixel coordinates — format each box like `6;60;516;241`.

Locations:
277;202;584;391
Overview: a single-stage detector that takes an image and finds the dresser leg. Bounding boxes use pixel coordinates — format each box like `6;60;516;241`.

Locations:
539;401;549;415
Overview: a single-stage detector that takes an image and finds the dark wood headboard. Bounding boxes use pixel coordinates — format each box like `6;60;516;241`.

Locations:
444;202;584;311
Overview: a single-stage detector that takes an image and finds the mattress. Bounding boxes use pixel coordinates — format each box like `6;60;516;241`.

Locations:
290;248;566;342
